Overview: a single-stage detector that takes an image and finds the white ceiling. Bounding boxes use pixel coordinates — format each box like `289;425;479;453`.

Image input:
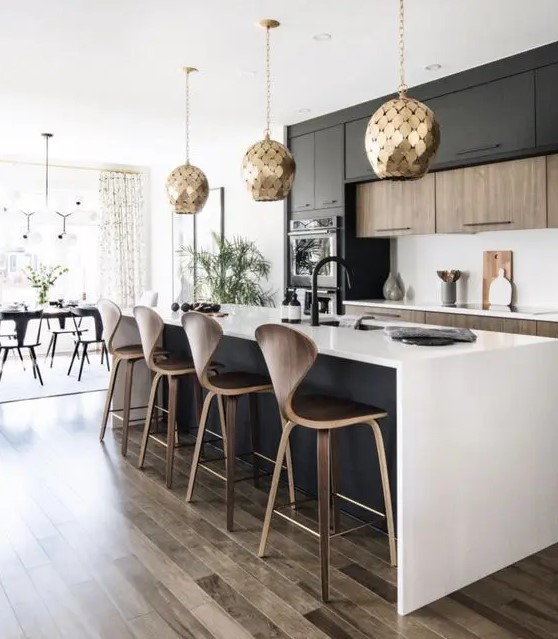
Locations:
1;0;558;164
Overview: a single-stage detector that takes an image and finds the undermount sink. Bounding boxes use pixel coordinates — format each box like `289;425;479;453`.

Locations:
319;319;383;331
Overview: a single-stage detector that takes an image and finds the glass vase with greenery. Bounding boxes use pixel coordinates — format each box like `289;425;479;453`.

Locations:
177;233;275;306
23;263;69;305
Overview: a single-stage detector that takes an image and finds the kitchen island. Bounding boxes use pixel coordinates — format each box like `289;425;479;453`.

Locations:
117;305;558;615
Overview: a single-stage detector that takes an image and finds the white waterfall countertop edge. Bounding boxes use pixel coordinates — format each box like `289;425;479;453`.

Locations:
343;299;558;322
128;305;557;370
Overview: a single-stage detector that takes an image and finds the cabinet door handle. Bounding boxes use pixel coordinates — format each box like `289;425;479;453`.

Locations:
293;203;312;210
456;143;501;156
375;226;412;232
463;220;512;227
321;199;338;206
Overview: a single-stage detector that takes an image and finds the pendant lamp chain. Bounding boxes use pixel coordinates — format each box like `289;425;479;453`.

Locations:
265;24;272;137
398;0;407;95
184;69;191;164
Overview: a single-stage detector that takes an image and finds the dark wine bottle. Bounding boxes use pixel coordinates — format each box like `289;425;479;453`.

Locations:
281;289;291;323
288;291;301;324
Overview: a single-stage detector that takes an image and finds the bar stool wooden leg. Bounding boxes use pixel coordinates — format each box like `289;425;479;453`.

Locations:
217;394;227;467
282;417;296;507
258;420;295;557
193;377;203;425
249;394;260;486
185;392;214;502
317;429;331;602
121;359;136;457
330;430;341;533
138;372;162;468
225;395;238;531
99;357;122;442
368;419;397;567
166;376;178;488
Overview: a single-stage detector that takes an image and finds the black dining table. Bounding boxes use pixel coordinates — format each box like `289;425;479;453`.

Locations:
0;306;101;344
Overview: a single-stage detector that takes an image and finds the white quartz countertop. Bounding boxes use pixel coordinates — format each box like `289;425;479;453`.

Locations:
128;305;556;370
343;299;558;322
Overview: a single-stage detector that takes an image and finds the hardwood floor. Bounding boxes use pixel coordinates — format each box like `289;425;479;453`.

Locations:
0;392;558;638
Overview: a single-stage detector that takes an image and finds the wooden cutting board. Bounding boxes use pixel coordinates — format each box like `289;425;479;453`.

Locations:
482;250;513;306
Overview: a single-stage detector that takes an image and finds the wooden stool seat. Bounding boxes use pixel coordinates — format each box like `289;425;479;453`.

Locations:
152;355;195;374
255;323;397;604
98;300;148;457
182;311;296;532
210;371;271;394
292;394;387;428
134;306;203;488
113;344;144;359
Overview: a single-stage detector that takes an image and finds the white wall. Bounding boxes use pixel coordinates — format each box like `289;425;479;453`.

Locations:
148;125;284;311
394;229;558;307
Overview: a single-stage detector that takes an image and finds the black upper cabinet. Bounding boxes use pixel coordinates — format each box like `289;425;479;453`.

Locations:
345;117;375;181
427;72;536;168
315;125;344;209
536;63;558;147
289;125;344;216
290;133;315;213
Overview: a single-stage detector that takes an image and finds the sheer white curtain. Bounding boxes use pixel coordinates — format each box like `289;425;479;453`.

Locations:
99;171;145;308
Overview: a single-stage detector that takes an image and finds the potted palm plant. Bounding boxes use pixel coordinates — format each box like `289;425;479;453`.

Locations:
177;233;274;306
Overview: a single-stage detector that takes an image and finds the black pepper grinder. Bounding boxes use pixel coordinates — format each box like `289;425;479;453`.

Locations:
288;291;301;324
281;289;291;323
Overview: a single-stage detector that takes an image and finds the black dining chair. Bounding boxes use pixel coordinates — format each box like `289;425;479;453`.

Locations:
0;317;26;371
67;308;109;381
0;310;44;384
44;312;87;368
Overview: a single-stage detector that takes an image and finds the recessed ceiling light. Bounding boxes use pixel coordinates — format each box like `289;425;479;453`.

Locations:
313;33;332;41
239;69;257;77
425;63;442;71
297;108;311;114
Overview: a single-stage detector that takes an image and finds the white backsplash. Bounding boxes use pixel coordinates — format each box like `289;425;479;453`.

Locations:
393;228;558;307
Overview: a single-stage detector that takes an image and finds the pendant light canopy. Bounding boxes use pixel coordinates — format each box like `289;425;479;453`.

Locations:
166;67;209;214
365;0;440;179
241;19;295;202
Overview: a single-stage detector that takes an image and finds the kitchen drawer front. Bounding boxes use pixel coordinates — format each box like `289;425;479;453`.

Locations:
536;321;558;338
425;312;537;335
345;304;425;323
426;72;535;168
435;156;547;233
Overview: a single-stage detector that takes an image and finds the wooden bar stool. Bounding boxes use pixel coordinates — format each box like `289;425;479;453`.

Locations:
98;299;145;456
182;311;296;532
255;323;396;602
134;305;201;488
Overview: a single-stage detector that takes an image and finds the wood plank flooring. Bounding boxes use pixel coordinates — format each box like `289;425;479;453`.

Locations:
0;391;557;638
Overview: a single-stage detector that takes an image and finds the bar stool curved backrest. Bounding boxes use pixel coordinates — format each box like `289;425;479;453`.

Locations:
255;324;318;421
182;311;223;390
97;299;122;355
133;306;164;370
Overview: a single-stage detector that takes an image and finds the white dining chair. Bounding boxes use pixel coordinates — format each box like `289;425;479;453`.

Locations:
137;291;158;307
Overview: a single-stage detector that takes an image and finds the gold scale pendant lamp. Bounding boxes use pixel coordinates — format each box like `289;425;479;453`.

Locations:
242;19;296;202
365;0;440;179
166;67;209;214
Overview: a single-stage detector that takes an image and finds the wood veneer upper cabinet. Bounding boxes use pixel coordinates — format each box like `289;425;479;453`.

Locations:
546;155;558;228
435;157;547;233
356;174;435;237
